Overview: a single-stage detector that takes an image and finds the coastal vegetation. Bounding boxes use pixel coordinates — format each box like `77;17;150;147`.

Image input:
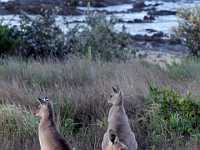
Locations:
176;7;200;57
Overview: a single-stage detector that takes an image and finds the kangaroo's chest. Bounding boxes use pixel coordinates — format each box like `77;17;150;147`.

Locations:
108;106;128;122
108;106;131;136
39;127;59;150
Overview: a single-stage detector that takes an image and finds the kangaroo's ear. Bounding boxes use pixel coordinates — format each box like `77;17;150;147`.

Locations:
112;86;120;93
109;129;117;144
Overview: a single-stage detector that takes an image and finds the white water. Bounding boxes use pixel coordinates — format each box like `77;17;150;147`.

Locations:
77;4;133;12
76;0;200;35
156;0;200;11
0;0;13;2
112;11;148;21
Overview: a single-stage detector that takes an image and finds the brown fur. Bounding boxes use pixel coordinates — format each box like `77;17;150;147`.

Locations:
34;97;71;150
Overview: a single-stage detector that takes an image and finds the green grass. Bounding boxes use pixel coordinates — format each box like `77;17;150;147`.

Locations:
0;104;38;137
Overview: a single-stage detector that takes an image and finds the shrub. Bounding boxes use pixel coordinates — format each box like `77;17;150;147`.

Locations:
146;85;200;148
16;11;134;61
0;25;20;56
66;13;135;61
19;10;67;58
66;0;79;8
176;7;200;57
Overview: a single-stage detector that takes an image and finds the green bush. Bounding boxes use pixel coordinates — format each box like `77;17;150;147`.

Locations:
19;10;67;58
176;7;200;57
0;25;20;56
146;85;200;148
66;13;135;61
16;11;134;61
66;0;79;8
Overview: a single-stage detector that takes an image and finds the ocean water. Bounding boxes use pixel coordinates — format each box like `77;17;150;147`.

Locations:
0;0;200;36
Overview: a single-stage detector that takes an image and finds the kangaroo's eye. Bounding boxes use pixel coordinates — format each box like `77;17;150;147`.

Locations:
110;95;113;98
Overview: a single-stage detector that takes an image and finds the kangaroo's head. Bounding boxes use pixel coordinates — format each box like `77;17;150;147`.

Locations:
107;129;128;150
108;86;123;105
33;97;53;121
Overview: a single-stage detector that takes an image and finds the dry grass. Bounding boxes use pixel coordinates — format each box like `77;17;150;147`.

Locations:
0;58;199;150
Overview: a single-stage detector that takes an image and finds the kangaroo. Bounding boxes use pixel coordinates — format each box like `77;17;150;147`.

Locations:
34;97;72;150
106;129;128;150
102;87;138;150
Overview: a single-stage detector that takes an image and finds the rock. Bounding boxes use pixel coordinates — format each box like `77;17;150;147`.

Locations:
145;29;157;33
132;1;146;10
148;10;176;16
133;34;148;41
143;15;155;22
79;0;131;7
15;0;62;5
133;31;168;42
133;18;143;23
152;3;162;7
152;31;165;38
126;20;134;23
149;15;155;20
118;18;154;24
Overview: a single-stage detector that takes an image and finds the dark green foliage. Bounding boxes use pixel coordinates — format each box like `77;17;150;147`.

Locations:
176;7;200;57
0;25;20;55
0;11;134;61
66;13;135;61
16;12;134;61
19;10;67;58
146;85;200;148
66;0;79;8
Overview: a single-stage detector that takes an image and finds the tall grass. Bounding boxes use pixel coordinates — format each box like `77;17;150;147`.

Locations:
167;57;200;81
0;58;199;150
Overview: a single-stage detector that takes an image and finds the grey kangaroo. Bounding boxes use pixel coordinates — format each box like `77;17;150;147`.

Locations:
102;87;138;150
34;97;72;150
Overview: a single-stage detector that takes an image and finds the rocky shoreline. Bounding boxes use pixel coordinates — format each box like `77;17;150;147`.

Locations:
79;0;132;7
0;0;133;15
0;1;82;15
0;0;198;54
0;0;179;16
